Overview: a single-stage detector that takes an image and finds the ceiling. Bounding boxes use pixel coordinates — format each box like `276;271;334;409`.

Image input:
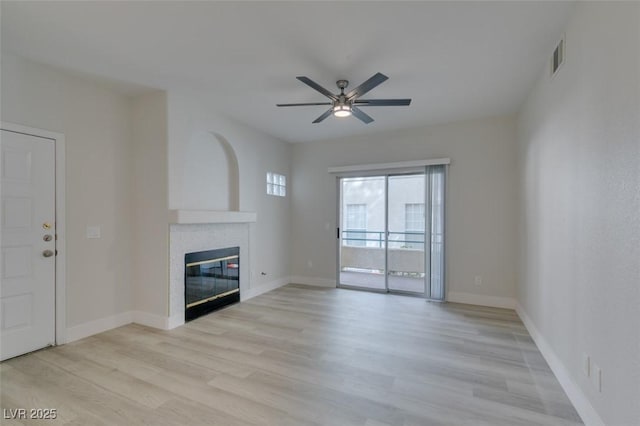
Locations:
1;1;575;143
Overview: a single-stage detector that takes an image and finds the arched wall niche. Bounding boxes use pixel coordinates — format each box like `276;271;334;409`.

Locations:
213;132;240;211
181;131;240;211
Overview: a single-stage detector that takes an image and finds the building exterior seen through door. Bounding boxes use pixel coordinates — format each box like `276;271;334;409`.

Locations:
388;174;426;293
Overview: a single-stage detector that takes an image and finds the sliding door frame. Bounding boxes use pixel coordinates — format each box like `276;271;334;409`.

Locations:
335;163;448;301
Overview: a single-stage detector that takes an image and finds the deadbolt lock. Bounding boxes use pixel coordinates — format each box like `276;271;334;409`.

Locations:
43;222;52;230
43;234;53;242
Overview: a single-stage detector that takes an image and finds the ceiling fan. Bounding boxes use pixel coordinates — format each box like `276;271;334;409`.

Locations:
276;72;411;124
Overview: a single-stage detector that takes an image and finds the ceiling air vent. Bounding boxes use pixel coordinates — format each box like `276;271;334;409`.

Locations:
552;36;565;75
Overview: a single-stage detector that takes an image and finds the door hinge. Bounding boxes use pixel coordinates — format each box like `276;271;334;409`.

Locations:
336;227;340;239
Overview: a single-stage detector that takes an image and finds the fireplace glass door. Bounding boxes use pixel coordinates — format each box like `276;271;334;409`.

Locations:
185;247;240;321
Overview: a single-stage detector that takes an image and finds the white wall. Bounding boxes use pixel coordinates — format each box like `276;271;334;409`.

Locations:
291;116;518;306
167;89;291;291
516;2;640;425
1;56;292;331
1;54;135;327
131;91;169;318
0;54;292;331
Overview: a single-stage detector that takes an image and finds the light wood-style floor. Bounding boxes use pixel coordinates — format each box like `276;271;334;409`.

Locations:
0;284;582;425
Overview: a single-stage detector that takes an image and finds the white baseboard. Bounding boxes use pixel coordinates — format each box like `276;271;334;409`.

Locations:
132;311;170;330
516;303;604;426
66;311;133;343
62;276;325;342
447;291;516;309
243;276;290;300
66;310;179;342
289;275;336;288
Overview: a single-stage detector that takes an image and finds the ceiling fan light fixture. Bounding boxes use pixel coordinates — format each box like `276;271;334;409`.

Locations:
333;104;352;118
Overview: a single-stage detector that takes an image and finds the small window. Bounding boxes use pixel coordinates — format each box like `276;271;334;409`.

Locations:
267;172;286;197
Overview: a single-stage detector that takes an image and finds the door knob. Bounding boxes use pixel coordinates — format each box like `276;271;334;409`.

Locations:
43;250;54;258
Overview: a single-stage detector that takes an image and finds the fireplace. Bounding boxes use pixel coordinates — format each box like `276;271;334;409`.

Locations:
184;246;240;321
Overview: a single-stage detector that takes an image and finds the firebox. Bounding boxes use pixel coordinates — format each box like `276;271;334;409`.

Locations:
184;247;240;321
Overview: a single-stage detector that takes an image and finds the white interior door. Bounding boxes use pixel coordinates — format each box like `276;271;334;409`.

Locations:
1;130;56;361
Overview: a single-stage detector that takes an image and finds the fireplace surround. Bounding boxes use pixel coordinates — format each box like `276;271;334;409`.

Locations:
169;218;253;329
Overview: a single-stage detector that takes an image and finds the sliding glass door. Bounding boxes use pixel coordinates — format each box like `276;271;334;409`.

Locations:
337;166;446;300
339;176;386;291
388;174;426;294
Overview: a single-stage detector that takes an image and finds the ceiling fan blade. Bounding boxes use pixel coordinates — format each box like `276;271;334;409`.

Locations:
351;106;374;124
296;76;338;100
346;72;388;100
354;99;412;106
312;108;334;124
277;102;332;107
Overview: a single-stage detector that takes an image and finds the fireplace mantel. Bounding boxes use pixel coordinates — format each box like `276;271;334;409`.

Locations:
168;209;257;224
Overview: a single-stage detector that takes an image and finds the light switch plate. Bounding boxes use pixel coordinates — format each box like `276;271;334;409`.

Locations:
86;225;101;239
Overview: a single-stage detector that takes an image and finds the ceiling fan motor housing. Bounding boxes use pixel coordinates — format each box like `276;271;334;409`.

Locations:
336;94;349;107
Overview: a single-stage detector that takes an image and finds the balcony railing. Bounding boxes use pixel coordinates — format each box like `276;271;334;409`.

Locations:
342;230;435;249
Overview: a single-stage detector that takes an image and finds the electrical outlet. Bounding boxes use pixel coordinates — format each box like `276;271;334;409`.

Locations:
474;275;482;286
583;353;590;377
